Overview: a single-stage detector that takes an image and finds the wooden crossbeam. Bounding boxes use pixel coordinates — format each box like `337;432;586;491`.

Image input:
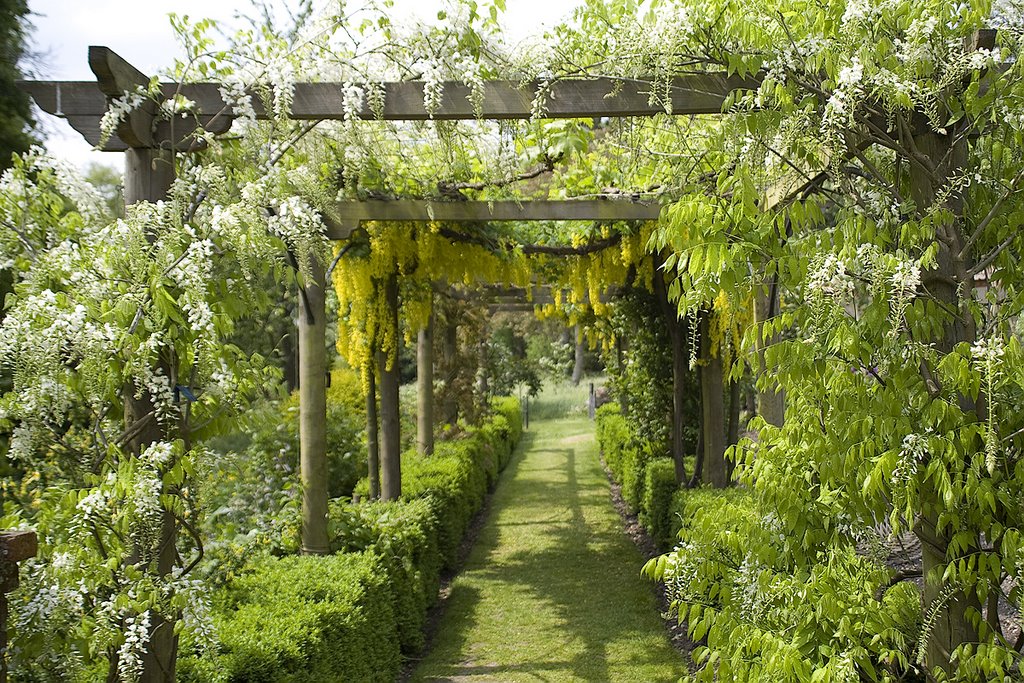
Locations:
19;47;761;150
326;199;660;238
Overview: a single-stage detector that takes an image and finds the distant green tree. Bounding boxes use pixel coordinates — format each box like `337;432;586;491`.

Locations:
0;0;35;168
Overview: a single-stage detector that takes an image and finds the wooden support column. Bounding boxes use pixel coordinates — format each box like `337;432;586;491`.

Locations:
365;362;381;499
379;274;402;501
417;307;434;456
700;312;727;488
1;531;37;683
298;257;329;554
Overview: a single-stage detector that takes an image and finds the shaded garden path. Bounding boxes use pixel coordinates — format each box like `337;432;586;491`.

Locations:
410;386;687;682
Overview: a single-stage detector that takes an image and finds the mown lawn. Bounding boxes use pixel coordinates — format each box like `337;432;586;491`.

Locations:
410;382;686;682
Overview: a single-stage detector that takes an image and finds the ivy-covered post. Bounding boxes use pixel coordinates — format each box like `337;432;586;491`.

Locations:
699;311;727;488
417;304;434;456
911;123;980;678
123;144;181;683
298;257;329;554
88;44;183;681
379;273;402;500
652;252;690;484
1;531;36;683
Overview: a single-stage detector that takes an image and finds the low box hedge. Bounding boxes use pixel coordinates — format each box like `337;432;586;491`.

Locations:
182;397;523;681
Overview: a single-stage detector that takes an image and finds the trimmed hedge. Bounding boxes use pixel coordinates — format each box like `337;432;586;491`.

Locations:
179;552;400;683
639;458;678;549
182;397;523;681
328;497;441;653
596;403;693;551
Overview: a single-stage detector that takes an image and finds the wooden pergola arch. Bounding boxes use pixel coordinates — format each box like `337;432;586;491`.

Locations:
18;46;754;557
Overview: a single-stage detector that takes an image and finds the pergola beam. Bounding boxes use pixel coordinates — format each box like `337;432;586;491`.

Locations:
19;47;762;151
326;199;660;238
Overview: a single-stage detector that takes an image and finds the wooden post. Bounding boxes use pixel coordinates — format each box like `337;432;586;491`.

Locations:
588;382;596;420
416;308;434;456
700;311;727;488
365;361;380;499
1;531;37;683
298;257;329;555
379;274;402;501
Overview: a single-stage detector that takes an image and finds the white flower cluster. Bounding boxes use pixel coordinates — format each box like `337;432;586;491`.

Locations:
807;254;853;301
141;441;175;469
267;57;296;119
219;73;257;132
172;573;217;653
895;13;939;65
32;152;110;223
76;487;111;521
453;53;485;118
133;363;178;426
823;57;864;134
991;0;1024;32
893;432;928;487
342;81;365;122
971;336;1006;366
99;87;147;147
733;554;767;620
889;257;921;334
971;336;1006;473
268;195;327;277
419;60;445;118
841;0;872;26
159;93;196;120
169;230;217;336
117;610;151;682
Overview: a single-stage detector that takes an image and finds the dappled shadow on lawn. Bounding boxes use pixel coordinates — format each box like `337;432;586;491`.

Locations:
412;419;685;682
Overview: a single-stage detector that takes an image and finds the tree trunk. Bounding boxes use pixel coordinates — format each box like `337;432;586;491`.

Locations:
700;312;727;488
298;257;329;555
754;284;784;427
379;275;402;501
123;148;178;683
417;309;434;456
571;324;585;385
365;362;380;499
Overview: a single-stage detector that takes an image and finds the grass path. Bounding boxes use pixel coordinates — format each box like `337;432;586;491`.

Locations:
410;385;687;682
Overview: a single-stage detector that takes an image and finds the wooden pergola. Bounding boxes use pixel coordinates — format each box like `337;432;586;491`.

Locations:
16;46;752;566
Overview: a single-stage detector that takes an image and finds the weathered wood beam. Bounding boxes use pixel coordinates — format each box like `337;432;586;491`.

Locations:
325;199;661;238
20;47;761;149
